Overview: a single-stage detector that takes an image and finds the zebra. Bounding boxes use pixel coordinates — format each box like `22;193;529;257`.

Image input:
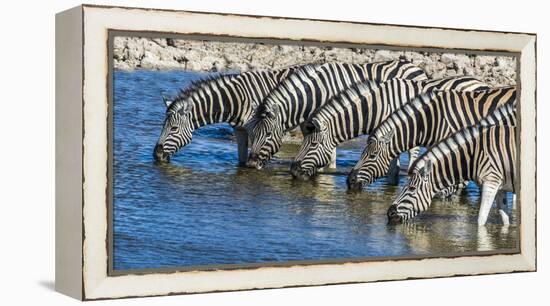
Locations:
387;125;516;226
347;86;516;191
153;67;296;163
244;60;428;169
289;76;491;181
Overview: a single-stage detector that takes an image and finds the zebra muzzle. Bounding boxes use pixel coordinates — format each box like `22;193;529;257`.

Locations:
346;170;365;191
153;144;170;162
387;205;403;225
246;153;263;169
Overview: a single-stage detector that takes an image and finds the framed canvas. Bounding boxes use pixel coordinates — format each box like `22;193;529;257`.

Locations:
55;4;537;300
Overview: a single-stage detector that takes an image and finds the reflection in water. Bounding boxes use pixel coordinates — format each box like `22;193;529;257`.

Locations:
113;70;519;271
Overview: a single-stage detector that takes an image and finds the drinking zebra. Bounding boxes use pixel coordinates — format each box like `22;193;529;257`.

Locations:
153;67;296;163
289;76;490;181
245;60;428;169
347;86;516;190
387;125;516;226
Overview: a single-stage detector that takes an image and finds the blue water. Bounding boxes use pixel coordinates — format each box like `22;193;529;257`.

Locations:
112;70;519;271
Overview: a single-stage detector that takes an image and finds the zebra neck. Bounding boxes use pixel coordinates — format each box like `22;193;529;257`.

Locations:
331;123;366;144
385;97;453;159
187;81;255;129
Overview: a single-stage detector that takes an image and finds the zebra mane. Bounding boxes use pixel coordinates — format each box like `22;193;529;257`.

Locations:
411;125;481;174
259;64;321;113
308;80;377;121
167;72;239;113
371;97;421;140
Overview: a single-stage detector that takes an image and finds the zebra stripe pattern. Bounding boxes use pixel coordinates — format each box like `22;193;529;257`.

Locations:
290;76;490;180
387;125;516;225
153;67;295;162
347;86;516;190
245;60;428;169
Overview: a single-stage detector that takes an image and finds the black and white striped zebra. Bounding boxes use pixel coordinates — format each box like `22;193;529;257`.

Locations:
387;125;516;226
153;68;296;163
347;86;516;190
244;60;428;169
290;76;490;180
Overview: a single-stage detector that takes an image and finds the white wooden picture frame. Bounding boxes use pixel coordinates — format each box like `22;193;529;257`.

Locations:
55;4;536;300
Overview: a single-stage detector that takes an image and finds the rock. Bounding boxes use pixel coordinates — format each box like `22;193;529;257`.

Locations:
373;50;400;62
139;51;161;69
441;53;471;70
475;55;497;67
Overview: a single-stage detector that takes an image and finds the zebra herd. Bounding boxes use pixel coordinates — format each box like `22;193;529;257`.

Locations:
153;60;517;226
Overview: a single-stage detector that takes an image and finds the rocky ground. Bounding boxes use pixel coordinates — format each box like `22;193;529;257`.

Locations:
114;37;516;87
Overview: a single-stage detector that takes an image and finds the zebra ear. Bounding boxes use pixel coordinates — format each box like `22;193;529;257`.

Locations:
262;106;279;119
420;160;433;179
379;130;395;144
177;101;193;115
162;96;173;108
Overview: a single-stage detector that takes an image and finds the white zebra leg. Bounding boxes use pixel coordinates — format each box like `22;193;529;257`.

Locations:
386;157;400;186
476;226;492;251
478;181;501;226
328;148;337;169
407;147;421;170
495;190;510;226
234;127;249;166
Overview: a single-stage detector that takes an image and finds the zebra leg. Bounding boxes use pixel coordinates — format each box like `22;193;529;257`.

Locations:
328;148;337;169
386;157;400;185
495;190;510;226
478;181;500;226
234;127;249;166
407;147;421;170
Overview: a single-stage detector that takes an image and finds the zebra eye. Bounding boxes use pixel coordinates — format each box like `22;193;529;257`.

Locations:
170;126;179;132
409;186;417;192
368;153;377;159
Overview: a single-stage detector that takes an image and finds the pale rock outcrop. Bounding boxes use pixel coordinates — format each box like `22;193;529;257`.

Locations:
113;36;516;87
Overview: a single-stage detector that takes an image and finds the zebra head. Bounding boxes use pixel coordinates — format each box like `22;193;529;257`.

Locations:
347;130;394;191
290;119;334;180
387;160;434;224
245;105;284;169
153;97;194;162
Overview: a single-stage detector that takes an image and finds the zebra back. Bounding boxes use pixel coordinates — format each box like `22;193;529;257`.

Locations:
420;76;491;92
480;97;517;127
